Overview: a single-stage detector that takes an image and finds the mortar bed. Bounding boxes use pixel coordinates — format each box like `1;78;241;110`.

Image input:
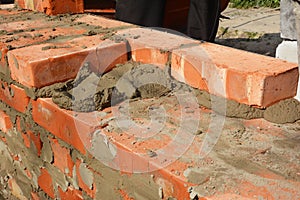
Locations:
33;60;300;198
37;60;300;124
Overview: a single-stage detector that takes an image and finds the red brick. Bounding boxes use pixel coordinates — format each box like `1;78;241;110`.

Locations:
15;0;84;15
22;130;42;156
89;40;128;74
8;37;127;88
171;48;209;91
21;132;31;148
0;9;26;16
58;186;83;200
0;44;8;74
15;0;25;9
50;138;74;176
0;110;13;133
0;19;51;33
0;81;30;113
38;168;55;198
0;25;88;77
117;28;200;66
31;98;101;154
0;26;87;51
75;15;133;28
171;43;299;107
15;116;22;133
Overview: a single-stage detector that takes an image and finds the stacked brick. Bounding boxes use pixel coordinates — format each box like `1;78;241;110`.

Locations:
14;0;84;15
0;8;299;200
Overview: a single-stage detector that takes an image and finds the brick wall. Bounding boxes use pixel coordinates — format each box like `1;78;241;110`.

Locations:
0;8;299;200
14;0;84;15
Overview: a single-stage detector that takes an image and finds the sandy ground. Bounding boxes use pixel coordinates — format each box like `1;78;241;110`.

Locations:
216;7;282;57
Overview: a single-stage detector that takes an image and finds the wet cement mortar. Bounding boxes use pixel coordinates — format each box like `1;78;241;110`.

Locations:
36;60;300;124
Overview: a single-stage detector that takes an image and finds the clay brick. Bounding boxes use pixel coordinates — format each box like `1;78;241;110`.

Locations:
50;138;74;176
58;186;83;200
0;19;51;33
0;81;30;113
44;0;84;15
8;37;127;88
38;168;55;198
15;116;22;133
0;25;89;80
0;9;25;16
15;0;84;15
0;44;9;75
0;110;13;133
171;43;299;107
15;0;25;9
75;15;133;28
22;131;42;156
31;98;101;154
0;26;87;51
21;132;31;148
117;28;200;66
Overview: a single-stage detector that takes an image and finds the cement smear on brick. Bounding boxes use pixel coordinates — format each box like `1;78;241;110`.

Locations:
35;61;300;124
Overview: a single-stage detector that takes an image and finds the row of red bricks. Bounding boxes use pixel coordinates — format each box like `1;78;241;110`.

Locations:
14;0;84;15
1;86;300;199
1;57;299;199
1;10;298;108
0;109;88;199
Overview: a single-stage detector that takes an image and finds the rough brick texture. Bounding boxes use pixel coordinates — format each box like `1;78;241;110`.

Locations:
15;0;84;15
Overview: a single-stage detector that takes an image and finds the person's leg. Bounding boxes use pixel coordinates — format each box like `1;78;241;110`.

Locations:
187;0;220;42
115;0;166;27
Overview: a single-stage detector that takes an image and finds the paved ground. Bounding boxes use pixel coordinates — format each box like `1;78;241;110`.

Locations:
217;7;282;57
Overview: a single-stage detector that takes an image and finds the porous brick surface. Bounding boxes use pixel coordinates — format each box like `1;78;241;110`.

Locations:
15;0;84;15
0;8;299;200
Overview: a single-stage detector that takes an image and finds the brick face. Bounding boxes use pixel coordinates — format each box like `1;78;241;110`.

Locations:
50;138;74;176
0;82;30;113
171;43;299;107
38;168;55;198
15;0;84;15
31;98;100;154
22;131;42;156
0;110;13;133
7;38;127;88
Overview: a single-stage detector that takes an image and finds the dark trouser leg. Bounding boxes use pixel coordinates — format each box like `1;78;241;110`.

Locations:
115;0;166;27
187;0;220;42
